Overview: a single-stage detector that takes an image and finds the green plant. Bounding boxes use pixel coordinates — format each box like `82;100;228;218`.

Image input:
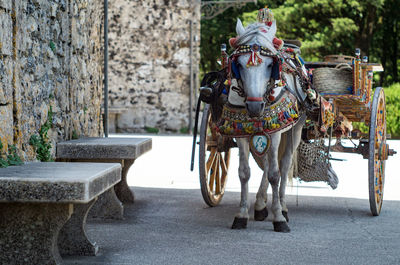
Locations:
0;140;23;168
385;83;400;138
49;41;56;52
6;145;23;166
0;158;8;168
144;126;159;134
29;107;54;162
179;127;189;134
0;140;8;168
72;130;79;140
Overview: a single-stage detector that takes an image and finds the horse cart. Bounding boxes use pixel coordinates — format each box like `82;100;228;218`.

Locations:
191;46;396;216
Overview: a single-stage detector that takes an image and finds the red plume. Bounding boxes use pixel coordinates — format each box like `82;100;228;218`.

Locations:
273;37;283;50
229;37;237;48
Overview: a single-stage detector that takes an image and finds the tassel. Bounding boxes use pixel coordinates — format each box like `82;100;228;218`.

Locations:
246;51;263;67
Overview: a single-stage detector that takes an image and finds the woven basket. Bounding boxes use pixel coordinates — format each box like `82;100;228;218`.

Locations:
313;64;353;94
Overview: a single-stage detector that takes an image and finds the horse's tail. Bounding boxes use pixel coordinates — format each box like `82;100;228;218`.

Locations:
278;133;297;186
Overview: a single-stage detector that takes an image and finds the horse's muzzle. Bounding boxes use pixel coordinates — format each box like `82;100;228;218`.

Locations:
246;97;265;117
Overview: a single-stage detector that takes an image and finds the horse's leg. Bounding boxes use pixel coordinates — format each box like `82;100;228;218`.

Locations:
232;138;250;229
268;132;290;232
279;117;306;223
254;154;269;221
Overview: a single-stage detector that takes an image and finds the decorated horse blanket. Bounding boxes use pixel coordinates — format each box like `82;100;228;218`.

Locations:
215;91;301;137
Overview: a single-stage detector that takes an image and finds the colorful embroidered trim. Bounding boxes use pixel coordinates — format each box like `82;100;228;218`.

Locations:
233;45;275;57
215;92;301;137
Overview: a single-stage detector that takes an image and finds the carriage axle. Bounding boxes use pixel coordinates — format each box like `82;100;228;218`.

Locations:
330;140;369;158
330;139;396;160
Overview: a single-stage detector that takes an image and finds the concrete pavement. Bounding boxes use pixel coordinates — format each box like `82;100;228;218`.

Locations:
65;187;400;265
64;135;400;265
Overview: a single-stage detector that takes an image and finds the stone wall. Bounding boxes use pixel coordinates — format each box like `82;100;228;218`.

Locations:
0;0;104;161
108;0;201;133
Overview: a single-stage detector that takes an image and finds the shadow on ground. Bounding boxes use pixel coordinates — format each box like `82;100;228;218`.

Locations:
64;187;400;265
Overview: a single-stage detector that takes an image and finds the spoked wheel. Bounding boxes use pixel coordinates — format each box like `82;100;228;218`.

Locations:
368;87;387;216
199;104;231;207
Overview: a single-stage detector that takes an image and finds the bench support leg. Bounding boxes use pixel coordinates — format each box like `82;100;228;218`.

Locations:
115;159;135;203
88;187;124;220
0;202;72;265
58;198;99;256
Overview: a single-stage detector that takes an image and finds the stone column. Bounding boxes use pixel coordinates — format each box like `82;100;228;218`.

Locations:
58;198;99;256
114;159;135;203
88;187;124;220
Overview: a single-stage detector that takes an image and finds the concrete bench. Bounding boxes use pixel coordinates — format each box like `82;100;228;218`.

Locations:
56;137;152;220
0;162;121;265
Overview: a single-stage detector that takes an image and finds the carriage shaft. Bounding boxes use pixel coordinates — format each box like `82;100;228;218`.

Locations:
330;141;369;158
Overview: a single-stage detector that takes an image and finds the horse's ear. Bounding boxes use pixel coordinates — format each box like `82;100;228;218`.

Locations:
236;18;245;36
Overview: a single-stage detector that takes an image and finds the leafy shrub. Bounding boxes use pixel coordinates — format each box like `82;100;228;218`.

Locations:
29;107;54;162
385;83;400;138
144;126;159;134
0;140;23;168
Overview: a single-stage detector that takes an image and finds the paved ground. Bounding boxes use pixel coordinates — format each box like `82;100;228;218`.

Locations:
64;135;400;265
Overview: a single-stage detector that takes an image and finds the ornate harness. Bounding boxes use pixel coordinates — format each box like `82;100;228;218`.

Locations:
215;43;308;141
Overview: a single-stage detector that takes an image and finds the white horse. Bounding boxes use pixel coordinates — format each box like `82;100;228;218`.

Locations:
229;19;307;232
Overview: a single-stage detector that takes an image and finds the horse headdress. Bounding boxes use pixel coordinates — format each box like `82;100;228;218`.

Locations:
216;16;309;140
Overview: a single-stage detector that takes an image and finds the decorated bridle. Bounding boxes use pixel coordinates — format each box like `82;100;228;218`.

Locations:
227;38;313;105
227;43;281;103
233;44;276;66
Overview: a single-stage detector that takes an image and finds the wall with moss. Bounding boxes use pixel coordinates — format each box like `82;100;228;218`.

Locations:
108;0;201;133
0;0;104;161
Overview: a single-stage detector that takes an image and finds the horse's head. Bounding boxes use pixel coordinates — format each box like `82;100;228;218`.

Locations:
233;19;278;117
236;49;274;117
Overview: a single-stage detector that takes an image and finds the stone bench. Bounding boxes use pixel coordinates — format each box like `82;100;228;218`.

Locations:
56;137;152;220
0;162;121;265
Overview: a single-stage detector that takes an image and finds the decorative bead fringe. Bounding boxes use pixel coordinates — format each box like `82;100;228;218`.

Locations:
216;93;301;136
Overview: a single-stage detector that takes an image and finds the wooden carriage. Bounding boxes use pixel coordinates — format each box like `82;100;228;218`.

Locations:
304;53;396;216
192;46;396;216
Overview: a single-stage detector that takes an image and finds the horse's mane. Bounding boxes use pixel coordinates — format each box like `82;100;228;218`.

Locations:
235;21;277;54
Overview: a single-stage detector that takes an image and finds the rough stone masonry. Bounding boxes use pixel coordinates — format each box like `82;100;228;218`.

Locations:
0;0;103;160
108;0;201;133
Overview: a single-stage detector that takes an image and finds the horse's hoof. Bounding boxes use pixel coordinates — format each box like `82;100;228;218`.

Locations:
273;221;290;233
231;217;248;229
282;211;289;222
254;207;268;221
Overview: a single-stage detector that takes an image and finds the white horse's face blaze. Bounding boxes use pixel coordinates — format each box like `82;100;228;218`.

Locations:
237;54;273;117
